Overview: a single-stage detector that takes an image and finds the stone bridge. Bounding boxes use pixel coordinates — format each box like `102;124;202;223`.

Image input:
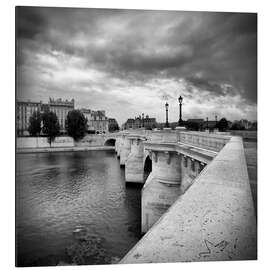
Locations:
113;129;256;263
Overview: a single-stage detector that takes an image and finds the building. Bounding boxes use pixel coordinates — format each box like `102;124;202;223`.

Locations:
123;115;157;130
202;120;217;130
16;98;75;136
80;109;109;134
124;119;135;129
143;115;158;129
187;118;204;124
17;100;42;136
48;98;75;133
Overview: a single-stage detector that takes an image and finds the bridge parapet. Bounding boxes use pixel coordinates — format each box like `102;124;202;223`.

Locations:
148;130;178;143
120;136;256;263
177;131;231;152
142;130;231;153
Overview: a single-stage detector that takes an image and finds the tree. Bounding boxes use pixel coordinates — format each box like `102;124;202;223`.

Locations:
108;119;119;132
216;118;229;131
109;125;119;132
250;121;257;131
185;121;200;131
66;110;88;141
28;111;42;136
42;111;60;146
230;121;246;130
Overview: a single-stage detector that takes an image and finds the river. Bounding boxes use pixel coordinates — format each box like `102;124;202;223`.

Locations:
16;150;142;266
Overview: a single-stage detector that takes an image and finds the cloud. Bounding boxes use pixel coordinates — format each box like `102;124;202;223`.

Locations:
16;7;257;124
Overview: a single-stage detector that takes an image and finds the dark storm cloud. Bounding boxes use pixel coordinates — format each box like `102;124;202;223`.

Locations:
16;7;257;122
185;76;225;96
16;7;47;39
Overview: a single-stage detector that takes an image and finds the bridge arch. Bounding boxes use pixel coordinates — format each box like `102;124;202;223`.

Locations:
104;138;116;146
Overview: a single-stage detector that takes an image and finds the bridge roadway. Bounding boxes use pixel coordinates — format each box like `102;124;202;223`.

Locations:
111;129;256;263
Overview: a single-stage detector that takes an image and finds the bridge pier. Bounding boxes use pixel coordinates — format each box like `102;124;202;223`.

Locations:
120;135;131;166
142;149;182;233
115;136;121;157
125;136;145;183
114;130;215;234
116;136;124;158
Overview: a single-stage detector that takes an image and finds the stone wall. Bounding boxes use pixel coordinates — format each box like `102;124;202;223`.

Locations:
74;134;106;147
17;136;74;148
120;136;256;263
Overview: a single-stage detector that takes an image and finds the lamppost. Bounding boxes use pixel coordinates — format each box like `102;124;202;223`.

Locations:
142;113;144;128
165;102;169;128
206;117;209;129
178;95;183;126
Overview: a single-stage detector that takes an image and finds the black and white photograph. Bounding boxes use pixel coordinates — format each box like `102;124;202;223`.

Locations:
15;4;257;267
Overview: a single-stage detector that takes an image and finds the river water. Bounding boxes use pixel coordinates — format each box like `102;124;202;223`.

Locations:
16;150;142;266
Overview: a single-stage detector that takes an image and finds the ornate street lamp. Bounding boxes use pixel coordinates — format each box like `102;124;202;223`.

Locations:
165;102;169;128
178;95;183;126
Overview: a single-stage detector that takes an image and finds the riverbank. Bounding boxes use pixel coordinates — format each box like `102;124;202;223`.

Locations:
16;145;115;154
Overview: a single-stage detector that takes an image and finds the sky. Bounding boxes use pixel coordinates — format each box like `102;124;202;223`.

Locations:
16;7;257;125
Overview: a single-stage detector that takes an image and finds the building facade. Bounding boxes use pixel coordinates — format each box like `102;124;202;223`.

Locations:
80;109;109;134
123;115;157;130
48;98;75;133
124;119;135;129
17;101;42;136
16;98;75;136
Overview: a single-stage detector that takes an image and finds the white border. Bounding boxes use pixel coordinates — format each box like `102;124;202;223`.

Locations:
1;1;269;270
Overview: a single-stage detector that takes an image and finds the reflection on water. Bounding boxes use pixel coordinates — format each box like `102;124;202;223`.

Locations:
16;150;141;266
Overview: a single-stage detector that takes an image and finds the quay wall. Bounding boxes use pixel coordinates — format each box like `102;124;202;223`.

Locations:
74;134;106;147
120;136;256;263
17;136;74;148
17;134;118;149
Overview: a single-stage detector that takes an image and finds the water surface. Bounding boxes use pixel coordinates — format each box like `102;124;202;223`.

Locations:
16;150;141;266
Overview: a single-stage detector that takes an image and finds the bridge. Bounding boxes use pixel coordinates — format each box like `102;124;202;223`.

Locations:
112;128;256;263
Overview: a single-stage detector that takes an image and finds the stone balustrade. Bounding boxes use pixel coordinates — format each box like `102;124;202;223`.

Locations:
177;131;231;152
